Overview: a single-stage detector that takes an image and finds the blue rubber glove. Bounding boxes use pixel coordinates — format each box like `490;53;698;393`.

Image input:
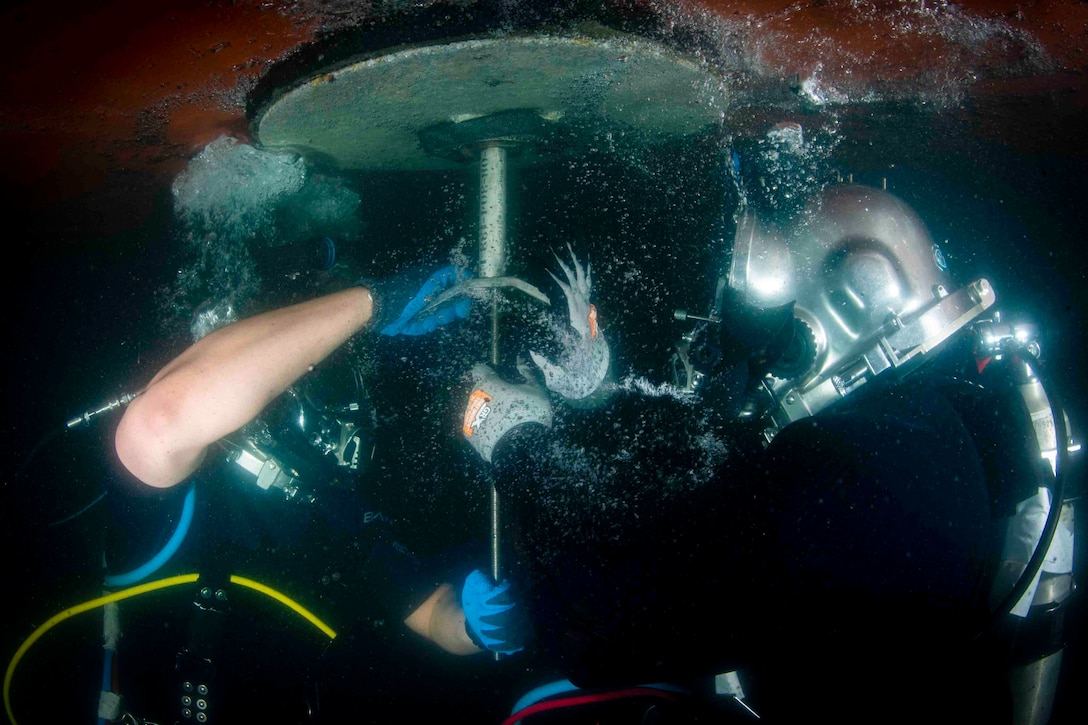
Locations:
373;265;473;337
461;569;529;655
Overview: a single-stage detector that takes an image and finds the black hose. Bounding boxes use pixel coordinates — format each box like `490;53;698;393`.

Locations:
48;491;108;527
12;425;110;527
986;341;1070;629
13;426;64;483
11;393;135;522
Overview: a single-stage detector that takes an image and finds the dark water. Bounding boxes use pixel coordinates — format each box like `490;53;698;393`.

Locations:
4;10;1087;725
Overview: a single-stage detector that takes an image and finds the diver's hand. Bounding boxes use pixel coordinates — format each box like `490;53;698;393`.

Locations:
461;363;553;463
529;245;611;402
461;569;530;655
367;265;473;336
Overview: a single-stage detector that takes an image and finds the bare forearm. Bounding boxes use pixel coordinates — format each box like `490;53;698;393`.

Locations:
404;583;481;656
116;287;374;488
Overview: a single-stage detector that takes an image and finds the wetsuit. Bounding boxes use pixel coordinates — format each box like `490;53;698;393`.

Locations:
490;360;1035;722
101;434;440;723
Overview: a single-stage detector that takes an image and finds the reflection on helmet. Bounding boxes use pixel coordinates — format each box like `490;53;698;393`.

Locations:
229;359;374;501
730;184;955;383
680;183;996;441
281;386;366;471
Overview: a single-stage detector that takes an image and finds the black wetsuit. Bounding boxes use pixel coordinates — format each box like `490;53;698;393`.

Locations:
491;357;1040;722
95;300;534;723
101;438;441;723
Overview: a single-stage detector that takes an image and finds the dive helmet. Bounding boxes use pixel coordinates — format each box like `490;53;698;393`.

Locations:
227;356;374;502
676;183;996;440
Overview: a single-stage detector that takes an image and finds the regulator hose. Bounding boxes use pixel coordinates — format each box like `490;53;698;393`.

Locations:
987;341;1070;628
4;573;336;725
103;486;196;588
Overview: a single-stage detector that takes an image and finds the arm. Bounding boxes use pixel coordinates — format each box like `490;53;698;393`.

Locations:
405;572;529;657
115;287;374;489
404;583;482;656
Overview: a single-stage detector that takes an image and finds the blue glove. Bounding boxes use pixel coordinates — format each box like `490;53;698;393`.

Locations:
373;265;473;337
461;569;529;655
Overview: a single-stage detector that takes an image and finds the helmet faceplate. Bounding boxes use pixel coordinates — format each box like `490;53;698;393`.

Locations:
730;184;954;385
721;183;994;439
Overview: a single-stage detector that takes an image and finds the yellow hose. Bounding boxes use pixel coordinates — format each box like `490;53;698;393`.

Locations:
228;574;338;639
4;573;336;725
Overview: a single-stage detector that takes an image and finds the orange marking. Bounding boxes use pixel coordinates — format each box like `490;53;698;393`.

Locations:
462;389;493;437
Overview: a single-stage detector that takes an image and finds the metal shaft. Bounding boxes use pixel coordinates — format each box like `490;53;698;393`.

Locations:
478;142;508;588
479;143;508;281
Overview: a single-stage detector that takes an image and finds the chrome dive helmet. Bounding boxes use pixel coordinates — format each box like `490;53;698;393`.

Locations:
676;183;996;441
222;357;374;503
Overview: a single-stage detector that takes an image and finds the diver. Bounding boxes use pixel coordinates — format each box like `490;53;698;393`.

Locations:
455;185;1079;724
86;264;529;724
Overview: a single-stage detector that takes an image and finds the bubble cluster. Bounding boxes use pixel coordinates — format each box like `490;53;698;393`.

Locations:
164;136;364;336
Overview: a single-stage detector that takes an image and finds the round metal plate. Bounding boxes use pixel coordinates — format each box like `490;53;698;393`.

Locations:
252;33;726;171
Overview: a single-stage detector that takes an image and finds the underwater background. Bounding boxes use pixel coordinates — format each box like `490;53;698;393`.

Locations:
2;1;1086;723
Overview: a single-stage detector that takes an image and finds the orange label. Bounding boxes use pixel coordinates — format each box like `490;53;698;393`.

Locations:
462;389;493;436
588;304;599;340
